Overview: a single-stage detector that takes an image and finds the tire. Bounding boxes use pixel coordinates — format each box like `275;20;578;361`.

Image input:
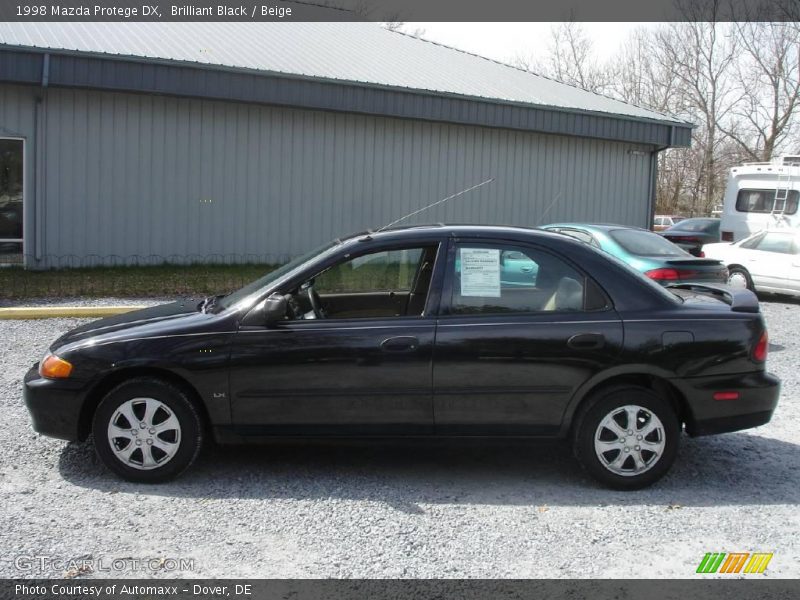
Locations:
92;377;203;483
727;265;754;292
572;385;679;490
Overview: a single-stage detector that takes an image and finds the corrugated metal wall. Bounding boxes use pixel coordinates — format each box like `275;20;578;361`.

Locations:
1;84;655;267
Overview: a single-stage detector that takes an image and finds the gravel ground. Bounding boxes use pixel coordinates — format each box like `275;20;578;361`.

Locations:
0;298;798;579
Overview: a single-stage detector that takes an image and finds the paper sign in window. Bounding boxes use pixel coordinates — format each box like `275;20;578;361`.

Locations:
460;248;501;297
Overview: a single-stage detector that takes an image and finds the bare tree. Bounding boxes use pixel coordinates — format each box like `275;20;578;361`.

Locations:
657;17;739;215
512;22;609;93
381;22;426;38
545;22;610;93
718;22;800;160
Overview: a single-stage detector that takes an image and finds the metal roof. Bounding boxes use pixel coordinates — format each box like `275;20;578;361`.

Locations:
0;22;692;146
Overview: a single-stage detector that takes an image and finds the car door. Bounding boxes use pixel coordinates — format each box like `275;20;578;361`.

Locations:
228;241;444;436
743;232;798;291
432;238;624;435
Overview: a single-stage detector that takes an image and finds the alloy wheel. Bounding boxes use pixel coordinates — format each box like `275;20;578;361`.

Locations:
107;397;182;470
593;404;665;477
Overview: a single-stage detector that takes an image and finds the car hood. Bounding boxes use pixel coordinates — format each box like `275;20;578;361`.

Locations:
51;299;206;351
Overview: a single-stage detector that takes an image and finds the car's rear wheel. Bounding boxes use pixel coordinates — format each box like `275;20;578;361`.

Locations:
92;377;203;483
573;386;679;490
727;266;754;291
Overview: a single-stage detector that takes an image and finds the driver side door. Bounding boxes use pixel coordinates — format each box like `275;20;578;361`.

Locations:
227;242;443;436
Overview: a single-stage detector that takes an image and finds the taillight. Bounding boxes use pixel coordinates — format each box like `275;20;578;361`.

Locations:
713;391;740;401
753;330;768;362
699;251;706;257
645;268;698;281
721;231;734;242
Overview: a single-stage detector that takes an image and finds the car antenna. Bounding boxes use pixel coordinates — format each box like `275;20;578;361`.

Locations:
366;178;496;237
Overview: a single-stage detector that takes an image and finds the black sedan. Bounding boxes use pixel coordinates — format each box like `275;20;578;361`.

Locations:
24;225;780;490
660;217;721;257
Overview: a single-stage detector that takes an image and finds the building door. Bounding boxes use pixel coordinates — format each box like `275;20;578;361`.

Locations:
0;139;24;265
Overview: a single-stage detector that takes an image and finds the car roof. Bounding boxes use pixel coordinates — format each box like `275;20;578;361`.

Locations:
337;223;572;244
673;217;719;223
541;223;650;233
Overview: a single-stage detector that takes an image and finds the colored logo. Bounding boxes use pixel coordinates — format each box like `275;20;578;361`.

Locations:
696;552;773;574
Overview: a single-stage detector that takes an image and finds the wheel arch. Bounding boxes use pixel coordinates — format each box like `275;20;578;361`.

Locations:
561;367;691;438
78;367;210;441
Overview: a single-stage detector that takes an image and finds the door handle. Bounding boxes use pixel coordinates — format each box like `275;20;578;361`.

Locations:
380;336;419;353
567;333;605;350
520;266;534;273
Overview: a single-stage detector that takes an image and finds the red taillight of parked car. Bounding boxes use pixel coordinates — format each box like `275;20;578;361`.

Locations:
645;268;698;281
753;330;769;363
721;231;734;241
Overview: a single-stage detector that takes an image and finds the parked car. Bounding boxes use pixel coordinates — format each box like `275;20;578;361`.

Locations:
541;223;728;285
702;229;800;297
653;215;685;231
660;218;721;257
25;225;779;490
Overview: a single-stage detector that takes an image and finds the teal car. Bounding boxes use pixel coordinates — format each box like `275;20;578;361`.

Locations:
454;249;539;287
541;223;728;284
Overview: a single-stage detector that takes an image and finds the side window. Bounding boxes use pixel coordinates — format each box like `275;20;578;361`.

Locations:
753;233;796;254
559;229;596;246
316;248;425;294
449;243;594;315
289;245;438;321
736;189;800;215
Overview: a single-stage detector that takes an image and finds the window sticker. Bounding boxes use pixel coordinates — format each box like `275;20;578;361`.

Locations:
460;248;501;297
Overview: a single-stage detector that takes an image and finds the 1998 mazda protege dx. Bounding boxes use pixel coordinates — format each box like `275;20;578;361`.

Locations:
24;225;780;489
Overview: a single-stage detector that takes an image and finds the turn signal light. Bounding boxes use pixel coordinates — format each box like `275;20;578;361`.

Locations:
753;330;769;363
39;354;73;379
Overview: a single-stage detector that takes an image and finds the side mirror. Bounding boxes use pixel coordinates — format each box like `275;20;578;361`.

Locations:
264;293;288;325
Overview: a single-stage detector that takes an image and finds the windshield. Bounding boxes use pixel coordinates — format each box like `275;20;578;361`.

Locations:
217;240;340;310
609;229;688;257
669;218;719;233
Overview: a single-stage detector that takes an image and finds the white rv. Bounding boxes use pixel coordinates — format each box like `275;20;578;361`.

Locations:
720;156;800;242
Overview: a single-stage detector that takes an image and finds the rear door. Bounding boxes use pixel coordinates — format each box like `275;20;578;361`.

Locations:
744;232;798;290
432;238;624;435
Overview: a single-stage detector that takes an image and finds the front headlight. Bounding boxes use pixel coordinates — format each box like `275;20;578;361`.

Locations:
39;352;73;379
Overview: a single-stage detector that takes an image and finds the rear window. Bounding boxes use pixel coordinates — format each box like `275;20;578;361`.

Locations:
670;219;719;233
736;189;799;215
609;229;688;257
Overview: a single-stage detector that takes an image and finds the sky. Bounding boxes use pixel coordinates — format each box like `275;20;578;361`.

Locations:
405;22;654;67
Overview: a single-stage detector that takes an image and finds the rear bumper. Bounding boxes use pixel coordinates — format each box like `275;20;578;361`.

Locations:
672;371;781;437
23;365;88;442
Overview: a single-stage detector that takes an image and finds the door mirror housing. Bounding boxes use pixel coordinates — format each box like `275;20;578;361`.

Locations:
243;293;287;327
264;293;288;325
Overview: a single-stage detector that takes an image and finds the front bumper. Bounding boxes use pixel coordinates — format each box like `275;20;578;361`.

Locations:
672;371;781;436
23;365;88;442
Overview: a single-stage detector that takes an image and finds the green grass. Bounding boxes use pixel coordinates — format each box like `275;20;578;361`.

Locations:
0;263;280;300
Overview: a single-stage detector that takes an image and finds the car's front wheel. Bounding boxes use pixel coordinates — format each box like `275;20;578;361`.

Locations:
92;377;203;483
573;386;679;490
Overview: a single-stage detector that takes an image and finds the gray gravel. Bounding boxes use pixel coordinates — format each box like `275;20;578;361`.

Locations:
1;298;798;579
